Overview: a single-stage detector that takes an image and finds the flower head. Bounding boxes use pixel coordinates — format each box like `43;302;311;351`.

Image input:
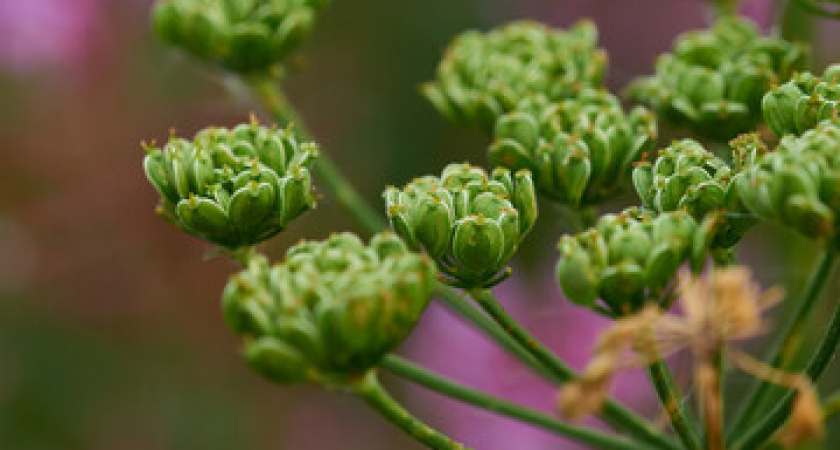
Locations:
763;65;840;137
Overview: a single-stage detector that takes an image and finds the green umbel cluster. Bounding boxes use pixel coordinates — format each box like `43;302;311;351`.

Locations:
632;138;760;248
763;65;840;137
556;208;704;313
739;120;840;246
152;0;328;72
489;89;657;206
384;163;537;288
628;16;809;140
422;21;607;130
143;121;317;248
222;232;436;384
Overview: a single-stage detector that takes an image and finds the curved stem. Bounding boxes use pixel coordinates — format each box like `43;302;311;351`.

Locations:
246;74;386;233
352;371;468;449
648;361;702;450
732;289;840;450
381;356;651;450
726;251;835;439
467;289;679;450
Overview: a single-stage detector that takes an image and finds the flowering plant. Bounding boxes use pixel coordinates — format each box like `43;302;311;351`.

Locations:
143;0;840;448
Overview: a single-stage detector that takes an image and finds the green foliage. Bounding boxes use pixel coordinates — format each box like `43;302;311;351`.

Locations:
152;0;328;72
739;120;840;246
489;89;656;206
763;65;840;137
422;21;607;130
628;16;809;140
384;163;537;288
143;121;317;248
632;137;762;248
222;232;436;384
556;208;706;314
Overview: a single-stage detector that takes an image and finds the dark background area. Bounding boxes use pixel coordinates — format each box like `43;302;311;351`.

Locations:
1;0;839;448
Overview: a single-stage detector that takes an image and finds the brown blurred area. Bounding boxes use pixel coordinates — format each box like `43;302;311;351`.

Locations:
1;1;839;449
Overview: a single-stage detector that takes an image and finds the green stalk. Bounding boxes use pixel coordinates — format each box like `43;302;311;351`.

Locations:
247;74;386;233
726;251;835;439
381;356;652;450
823;390;840;422
732;291;840;449
648;361;702;450
352;371;468;449
467;289;679;450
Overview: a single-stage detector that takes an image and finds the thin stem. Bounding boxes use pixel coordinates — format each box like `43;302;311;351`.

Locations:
381;356;651;450
352;371;468;449
467;289;679;450
648;360;703;450
726;251;835;438
246;73;386;233
823;390;840;422
732;290;840;450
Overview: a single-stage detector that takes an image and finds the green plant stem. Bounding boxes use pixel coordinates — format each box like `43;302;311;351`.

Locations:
467;288;679;450
246;74;386;233
732;289;840;450
381;356;651;450
823;390;840;422
726;250;835;439
648;361;702;450
352;370;468;449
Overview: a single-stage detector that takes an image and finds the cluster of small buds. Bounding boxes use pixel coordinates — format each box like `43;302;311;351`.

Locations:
222;232;436;384
628;16;809;140
632;138;759;248
152;0;328;72
555;208;706;314
739;120;840;246
423;21;607;130
384;163;537;288
763;65;840;137
143;121;317;249
489;89;657;206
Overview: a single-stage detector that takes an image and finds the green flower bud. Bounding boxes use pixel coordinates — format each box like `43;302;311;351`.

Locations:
633;138;760;249
489;89;656;206
740;121;840;246
152;0;328;73
384;163;537;288
556;208;702;314
762;66;840;137
142;121;317;248
628;16;808;140
222;232;436;384
424;21;607;130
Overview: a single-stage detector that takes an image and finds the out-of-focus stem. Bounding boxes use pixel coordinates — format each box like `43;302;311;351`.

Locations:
648;360;702;450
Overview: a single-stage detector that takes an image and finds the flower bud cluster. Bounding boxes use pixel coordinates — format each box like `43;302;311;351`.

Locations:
152;0;328;72
763;65;840;137
222;232;436;384
556;208;704;313
489;89;657;206
632;138;760;248
384;163;537;288
143;122;317;248
739;120;840;245
628;17;808;140
423;21;607;130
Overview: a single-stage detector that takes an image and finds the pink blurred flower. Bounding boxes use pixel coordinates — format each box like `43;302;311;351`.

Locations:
405;272;660;450
0;0;103;72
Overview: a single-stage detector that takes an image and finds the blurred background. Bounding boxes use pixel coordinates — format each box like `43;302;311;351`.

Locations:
1;0;840;448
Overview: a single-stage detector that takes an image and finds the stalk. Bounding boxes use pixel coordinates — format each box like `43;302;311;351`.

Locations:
381;356;653;450
648;360;702;450
352;371;468;449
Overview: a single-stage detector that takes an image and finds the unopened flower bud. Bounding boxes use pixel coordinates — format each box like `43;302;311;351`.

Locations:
628;17;808;140
384;163;537;288
762;65;840;137
489;90;656;206
152;0;328;73
222;232;435;384
143;121;317;248
424;21;607;130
